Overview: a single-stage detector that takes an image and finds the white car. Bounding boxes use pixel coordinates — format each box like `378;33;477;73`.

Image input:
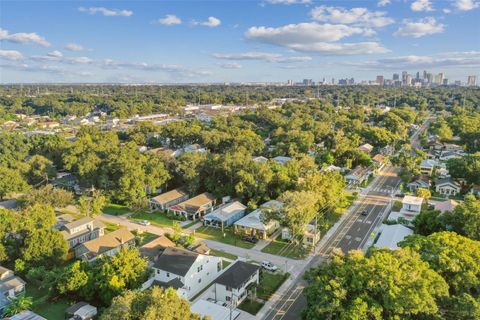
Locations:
261;261;278;272
138;220;151;226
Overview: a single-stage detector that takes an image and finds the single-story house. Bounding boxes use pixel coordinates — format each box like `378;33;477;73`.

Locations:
150;188;190;211
345;167;372;185
399;195;424;221
252;156;268;164
0;266;26;313
190;299;240;320
151;247;223;300
435;178;461;196
203;201;247;229
75;228;135;262
374;224;413;250
234;200;283;240
434;199;459;213
168;193;216;221
406;175;431;192
65;302;97;320
213;261;260;307
419;159;437;175
5;311;47;320
358;143;374;154
139;235;175;264
272;156;292;165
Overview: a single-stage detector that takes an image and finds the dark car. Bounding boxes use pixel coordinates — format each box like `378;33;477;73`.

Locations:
360;210;369;216
242;235;258;243
395;193;405;198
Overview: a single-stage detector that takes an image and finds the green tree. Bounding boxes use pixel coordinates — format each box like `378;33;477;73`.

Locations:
25;155;56;185
0;165;29;200
278;190;318;239
78;190;107;217
1;294;33;317
20;184;74;208
101;287;200;320
445;194;480;240
303;249;449;320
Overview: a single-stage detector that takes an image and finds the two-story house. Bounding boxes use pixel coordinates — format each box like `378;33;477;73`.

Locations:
75;228;135;262
58;216;105;250
213;261;260;307
151;247;223;300
399;195;424;221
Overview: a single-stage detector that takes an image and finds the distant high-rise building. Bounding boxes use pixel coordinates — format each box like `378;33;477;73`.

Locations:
348;78;355;85
443;79;449;85
423;70;428;79
406;75;413;86
376;75;384;85
303;79;313;86
427;73;433;84
467;75;477;86
416;72;420;80
393;73;399;81
402;71;408;81
287;79;293;86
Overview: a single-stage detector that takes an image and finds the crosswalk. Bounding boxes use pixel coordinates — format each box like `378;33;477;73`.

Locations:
371;187;396;194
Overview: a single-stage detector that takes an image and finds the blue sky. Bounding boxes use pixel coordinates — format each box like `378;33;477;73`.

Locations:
1;0;479;83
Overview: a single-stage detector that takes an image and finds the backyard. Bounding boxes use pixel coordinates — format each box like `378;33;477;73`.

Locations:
26;285;70;320
103;203;130;216
261;239;307;260
130;211;183;228
194;226;255;249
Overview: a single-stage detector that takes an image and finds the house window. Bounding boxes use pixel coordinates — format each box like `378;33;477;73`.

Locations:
226;296;231;301
198;278;202;283
156;269;160;274
166;272;170;277
226;286;232;292
197;265;203;272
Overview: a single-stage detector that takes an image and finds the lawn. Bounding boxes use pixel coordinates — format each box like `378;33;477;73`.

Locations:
257;272;289;301
103;203;130;216
210;249;238;260
103;221;121;233
130;211;182;227
26;284;70;320
261;239;307;260
136;231;159;246
194;226;255;249
238;299;264;315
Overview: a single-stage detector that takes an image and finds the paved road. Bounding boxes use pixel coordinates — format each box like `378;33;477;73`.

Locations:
262;164;402;320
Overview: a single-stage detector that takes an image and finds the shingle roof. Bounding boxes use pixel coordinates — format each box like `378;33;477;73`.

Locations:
215;261;260;289
80;228;134;256
140;235;175;260
151;188;189;206
153;247;199;276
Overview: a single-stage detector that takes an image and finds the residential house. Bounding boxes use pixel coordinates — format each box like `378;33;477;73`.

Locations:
57;216;105;250
139;235;175;264
151;247;223;300
282;220;320;248
372;154;386;171
252;156;268;163
0;266;26;314
438;150;464;161
374;224;414;250
406;175;431;192
399;195;424;221
75;228;135;262
190;299;239;320
184;144;207;154
357;143;374;154
65;302;97;320
149;188;190;211
419;159;437;175
272;156;291;165
434;199;459;214
168;193;216;221
203;201;247;229
471;185;480;196
234;200;283;240
345;167;372;185
5;311;47;320
213;261;260;307
435;178;461;196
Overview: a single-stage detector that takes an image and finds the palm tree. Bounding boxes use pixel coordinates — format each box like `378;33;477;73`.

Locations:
2;294;33;317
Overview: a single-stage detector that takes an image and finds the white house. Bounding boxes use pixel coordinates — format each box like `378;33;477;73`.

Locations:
419;159;437;175
345;167;371;185
435;178;461;196
213;261;260;307
203;201;247;229
190;299;239;320
399;196;423;221
406;175;430;192
272;156;291;165
234;200;283;240
151;247;223;300
357;143;374;154
0;266;26;314
374;224;413;250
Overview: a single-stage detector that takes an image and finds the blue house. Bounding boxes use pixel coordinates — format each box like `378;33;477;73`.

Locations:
203;201;247;229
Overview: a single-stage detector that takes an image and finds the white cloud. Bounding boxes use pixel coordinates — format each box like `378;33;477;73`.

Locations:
286;42;390;55
265;0;311;4
345;51;480;69
218;62;242;69
212;51;312;63
64;43;86;51
31;51;92;64
78;7;133;17
193;16;221;27
443;8;452;13
48;50;63;58
377;0;391;7
411;0;434;11
453;0;479;10
0;28;50;47
310;6;394;27
155;15;182;26
394;17;445;38
0;49;23;60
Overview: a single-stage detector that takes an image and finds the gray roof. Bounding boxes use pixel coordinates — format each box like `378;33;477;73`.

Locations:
0;276;26;293
5;310;47;320
215;261;260;289
153;247;199;276
153;278;184;290
436;177;460;187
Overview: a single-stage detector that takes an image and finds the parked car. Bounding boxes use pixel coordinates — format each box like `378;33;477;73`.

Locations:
360;210;369;216
138;220;151;226
242;235;258;243
395;193;405;198
261;261;278;272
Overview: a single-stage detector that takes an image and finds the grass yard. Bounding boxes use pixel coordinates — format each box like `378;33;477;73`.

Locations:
210;249;238;261
103;221;121;233
261;239;307;260
136;231;159;246
26;285;70;320
257;272;289;301
130;211;182;227
181;220;200;229
103;203;130;216
194;226;255;249
238;299;264;315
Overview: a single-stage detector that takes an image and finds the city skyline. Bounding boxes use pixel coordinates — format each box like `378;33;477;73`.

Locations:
1;0;480;83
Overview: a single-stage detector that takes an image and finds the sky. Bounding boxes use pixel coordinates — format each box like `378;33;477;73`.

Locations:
0;0;479;83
